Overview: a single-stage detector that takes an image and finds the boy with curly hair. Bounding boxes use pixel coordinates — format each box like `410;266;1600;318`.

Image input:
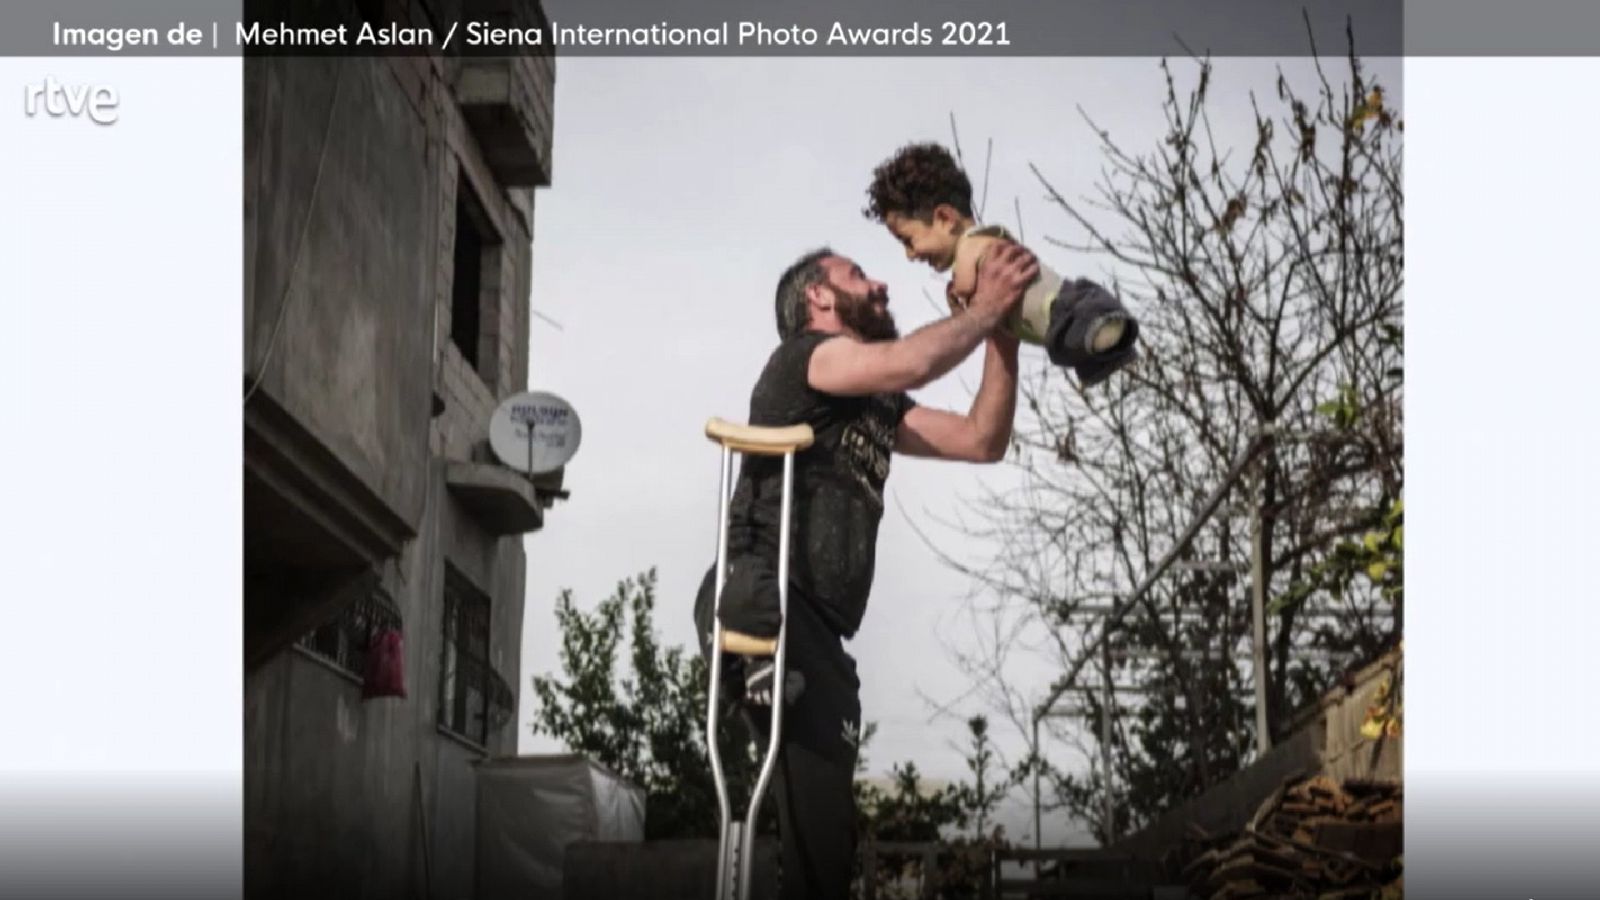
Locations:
864;141;1139;386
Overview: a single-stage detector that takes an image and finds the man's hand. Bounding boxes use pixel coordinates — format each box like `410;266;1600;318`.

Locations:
967;242;1038;327
945;280;967;318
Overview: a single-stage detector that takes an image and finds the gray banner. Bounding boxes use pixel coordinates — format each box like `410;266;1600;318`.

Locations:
7;1;1600;58
1409;0;1600;55
0;0;1407;57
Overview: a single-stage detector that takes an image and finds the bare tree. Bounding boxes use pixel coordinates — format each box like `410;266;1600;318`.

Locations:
926;34;1403;837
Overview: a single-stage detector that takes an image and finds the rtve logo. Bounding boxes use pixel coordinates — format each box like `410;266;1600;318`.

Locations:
23;76;119;125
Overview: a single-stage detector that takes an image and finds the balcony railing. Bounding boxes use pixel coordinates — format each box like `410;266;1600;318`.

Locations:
296;587;404;681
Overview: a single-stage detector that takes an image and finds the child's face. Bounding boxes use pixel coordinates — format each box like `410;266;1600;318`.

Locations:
884;208;962;273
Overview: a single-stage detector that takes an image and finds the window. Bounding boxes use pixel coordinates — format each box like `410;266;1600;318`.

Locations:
450;179;501;380
439;568;493;746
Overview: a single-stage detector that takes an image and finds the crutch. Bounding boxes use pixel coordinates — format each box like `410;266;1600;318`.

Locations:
703;418;815;900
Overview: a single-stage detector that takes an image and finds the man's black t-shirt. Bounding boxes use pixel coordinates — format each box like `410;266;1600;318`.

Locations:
724;330;915;638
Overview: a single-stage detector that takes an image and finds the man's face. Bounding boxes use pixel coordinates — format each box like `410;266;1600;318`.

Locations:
884;207;963;272
816;256;898;341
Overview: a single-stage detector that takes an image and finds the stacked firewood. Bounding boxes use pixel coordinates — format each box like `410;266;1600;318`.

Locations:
1178;776;1402;898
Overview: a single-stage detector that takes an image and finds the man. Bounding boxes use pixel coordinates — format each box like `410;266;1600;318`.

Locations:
693;241;1037;899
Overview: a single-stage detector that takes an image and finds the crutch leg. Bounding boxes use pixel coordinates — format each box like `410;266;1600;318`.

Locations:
706;442;737;900
703;419;814;900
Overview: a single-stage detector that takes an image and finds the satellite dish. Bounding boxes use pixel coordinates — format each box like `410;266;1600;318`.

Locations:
489;391;583;475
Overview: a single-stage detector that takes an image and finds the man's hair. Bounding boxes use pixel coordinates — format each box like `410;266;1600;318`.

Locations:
862;142;974;223
774;247;835;340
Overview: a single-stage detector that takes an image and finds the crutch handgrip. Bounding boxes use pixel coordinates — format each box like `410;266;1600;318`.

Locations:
720;630;778;657
705;418;814;456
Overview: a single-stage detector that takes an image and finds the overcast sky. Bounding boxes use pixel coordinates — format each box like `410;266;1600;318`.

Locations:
515;55;1402;846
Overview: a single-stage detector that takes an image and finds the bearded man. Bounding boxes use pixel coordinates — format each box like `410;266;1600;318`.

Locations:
692;242;1037;900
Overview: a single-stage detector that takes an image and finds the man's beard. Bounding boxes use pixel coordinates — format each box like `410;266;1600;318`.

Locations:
827;285;899;341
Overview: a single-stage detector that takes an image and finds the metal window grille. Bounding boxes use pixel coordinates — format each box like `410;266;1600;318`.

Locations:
296;587;402;679
439;570;515;745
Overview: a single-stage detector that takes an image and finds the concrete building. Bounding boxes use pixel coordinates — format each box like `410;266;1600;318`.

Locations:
242;2;559;897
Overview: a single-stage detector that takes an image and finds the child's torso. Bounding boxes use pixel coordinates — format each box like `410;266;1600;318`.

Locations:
954;223;1061;343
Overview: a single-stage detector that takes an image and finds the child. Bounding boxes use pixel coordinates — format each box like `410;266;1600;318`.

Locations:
863;142;1139;386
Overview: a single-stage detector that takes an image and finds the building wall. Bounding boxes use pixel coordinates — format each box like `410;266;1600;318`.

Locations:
243;5;552;895
243;51;436;530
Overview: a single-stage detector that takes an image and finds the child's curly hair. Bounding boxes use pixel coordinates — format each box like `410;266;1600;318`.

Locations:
862;143;974;223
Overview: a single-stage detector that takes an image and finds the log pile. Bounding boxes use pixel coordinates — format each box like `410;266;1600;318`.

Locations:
1178;776;1402;898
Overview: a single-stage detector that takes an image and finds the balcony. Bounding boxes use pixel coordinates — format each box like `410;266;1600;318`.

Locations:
245;391;414;669
445;460;567;535
456;0;555;187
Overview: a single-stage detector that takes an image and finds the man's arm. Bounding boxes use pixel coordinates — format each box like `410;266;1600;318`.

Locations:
808;243;1037;396
894;330;1020;463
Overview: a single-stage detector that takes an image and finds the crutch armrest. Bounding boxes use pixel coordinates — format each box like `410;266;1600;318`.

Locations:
705;418;814;456
720;630;778;657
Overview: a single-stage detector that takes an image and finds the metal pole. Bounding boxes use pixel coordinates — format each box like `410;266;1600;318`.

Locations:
525;418;536;476
1250;469;1271;757
1100;641;1114;846
1032;715;1042;876
739;450;796;899
1034;428;1273;722
1027;424;1284;857
707;448;735;900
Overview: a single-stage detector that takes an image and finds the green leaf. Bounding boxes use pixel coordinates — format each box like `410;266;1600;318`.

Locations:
1367;561;1389;580
1391;525;1403;550
1364;532;1384;552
